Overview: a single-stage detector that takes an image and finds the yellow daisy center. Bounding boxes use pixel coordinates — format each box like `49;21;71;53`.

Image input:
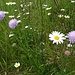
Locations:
15;64;19;67
54;36;60;40
8;2;13;4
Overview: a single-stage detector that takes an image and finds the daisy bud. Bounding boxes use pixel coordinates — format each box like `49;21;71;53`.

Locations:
14;62;20;68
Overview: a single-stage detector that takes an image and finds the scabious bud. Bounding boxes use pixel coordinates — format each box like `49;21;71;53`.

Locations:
9;19;18;29
64;50;70;56
0;11;5;21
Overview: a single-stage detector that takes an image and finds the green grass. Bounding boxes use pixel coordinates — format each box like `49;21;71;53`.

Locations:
0;0;75;75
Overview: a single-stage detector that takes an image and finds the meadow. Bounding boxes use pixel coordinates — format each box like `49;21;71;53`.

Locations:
0;0;75;75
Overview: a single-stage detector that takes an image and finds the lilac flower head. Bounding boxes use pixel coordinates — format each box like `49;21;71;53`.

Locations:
0;11;5;21
67;31;75;43
9;19;18;29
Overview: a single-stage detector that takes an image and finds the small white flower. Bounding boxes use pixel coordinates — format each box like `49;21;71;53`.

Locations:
12;43;16;47
17;15;20;18
71;0;75;3
43;4;47;7
46;7;52;10
42;4;47;8
29;2;32;5
65;36;68;38
60;9;65;11
25;26;28;28
20;4;23;7
17;20;21;23
64;15;70;18
26;12;29;15
9;33;14;37
48;13;51;15
9;15;15;18
49;31;66;45
14;10;17;12
23;9;25;11
14;62;20;68
67;44;72;47
58;14;63;18
6;2;16;5
30;27;32;29
3;11;9;14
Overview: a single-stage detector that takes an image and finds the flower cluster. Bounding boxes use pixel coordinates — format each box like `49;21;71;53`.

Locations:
58;14;70;18
0;10;19;29
0;1;22;29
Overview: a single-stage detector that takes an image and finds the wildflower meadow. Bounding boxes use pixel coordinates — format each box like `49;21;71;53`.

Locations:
0;0;75;75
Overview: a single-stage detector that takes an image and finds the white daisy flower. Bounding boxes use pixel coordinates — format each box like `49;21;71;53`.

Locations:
49;31;66;45
3;11;9;14
25;26;28;28
67;44;72;47
64;15;70;18
26;12;29;15
58;14;63;18
9;33;14;37
17;20;21;23
8;15;15;18
60;9;65;11
48;13;51;15
6;2;16;5
46;7;52;10
14;62;20;68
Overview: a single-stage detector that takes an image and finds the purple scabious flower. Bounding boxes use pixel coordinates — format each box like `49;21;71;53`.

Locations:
67;31;75;43
9;19;18;29
0;11;5;21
